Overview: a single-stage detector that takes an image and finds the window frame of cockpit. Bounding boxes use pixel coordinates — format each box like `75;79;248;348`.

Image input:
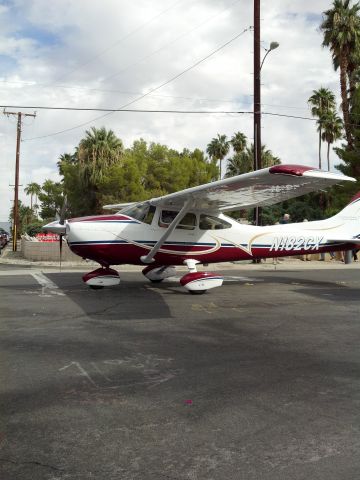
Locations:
119;203;233;231
118;203;156;225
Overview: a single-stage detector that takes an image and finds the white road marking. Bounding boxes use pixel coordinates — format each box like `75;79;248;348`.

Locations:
58;356;181;391
31;272;65;297
59;361;98;387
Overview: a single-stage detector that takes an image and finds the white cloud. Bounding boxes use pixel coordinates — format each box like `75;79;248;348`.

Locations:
0;0;347;221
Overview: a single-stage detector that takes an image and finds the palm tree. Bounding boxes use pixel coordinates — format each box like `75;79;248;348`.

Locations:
321;0;360;145
226;151;253;177
308;88;336;168
321;112;343;170
230;132;247;154
24;182;41;211
225;144;280;177
57;152;77;177
206;134;230;180
78;127;124;186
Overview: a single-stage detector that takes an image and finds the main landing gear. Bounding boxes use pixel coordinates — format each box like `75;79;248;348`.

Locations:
83;260;223;294
142;260;223;294
82;267;120;289
179;259;223;294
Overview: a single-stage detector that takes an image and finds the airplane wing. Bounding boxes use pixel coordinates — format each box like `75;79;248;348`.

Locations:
147;165;355;211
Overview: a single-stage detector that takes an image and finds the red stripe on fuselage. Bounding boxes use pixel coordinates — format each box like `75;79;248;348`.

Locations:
68;241;354;266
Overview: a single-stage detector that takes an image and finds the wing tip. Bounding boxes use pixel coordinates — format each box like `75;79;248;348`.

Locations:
269;164;314;176
270;164;355;182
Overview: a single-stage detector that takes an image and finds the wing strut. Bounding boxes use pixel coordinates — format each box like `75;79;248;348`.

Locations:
140;199;193;264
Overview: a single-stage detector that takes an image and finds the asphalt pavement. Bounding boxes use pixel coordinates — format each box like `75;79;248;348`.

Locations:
0;261;360;479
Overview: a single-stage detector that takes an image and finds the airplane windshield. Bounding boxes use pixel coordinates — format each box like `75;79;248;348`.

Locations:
120;203;155;225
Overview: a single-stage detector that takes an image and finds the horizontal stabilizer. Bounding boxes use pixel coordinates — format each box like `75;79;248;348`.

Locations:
326;237;360;244
103;202;135;211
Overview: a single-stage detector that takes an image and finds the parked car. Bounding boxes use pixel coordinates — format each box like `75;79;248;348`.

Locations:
0;228;9;248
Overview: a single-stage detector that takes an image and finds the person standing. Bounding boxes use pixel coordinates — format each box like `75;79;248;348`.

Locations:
279;213;290;224
301;219;311;261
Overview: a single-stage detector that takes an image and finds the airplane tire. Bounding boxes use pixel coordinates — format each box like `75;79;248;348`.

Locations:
189;290;206;295
89;285;104;290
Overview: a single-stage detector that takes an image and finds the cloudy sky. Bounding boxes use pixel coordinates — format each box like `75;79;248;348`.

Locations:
0;0;339;222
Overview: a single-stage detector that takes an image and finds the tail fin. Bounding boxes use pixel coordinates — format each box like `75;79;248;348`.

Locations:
325;192;360;245
333;192;360;219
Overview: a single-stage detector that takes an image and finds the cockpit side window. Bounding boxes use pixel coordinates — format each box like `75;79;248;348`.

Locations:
159;210;197;230
199;214;231;230
120;203;155;225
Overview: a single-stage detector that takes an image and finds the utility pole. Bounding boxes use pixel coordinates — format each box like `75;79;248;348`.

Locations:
3;110;36;251
253;0;261;226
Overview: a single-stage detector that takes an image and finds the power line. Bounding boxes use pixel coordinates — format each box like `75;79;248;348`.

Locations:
0;104;316;119
0;1;243;101
52;0;185;85
23;26;252;142
102;0;242;84
2;105;247;113
9;103;359;128
0;82;313;112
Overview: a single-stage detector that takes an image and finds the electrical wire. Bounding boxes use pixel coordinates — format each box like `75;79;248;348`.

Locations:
52;0;185;85
102;0;242;83
3;105;247;113
23;26;252;142
0;105;316;119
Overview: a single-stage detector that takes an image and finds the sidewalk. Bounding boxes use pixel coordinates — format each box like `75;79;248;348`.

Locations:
1;245;358;271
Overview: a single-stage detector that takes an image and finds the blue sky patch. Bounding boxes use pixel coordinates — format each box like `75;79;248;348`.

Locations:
0;54;18;73
15;26;60;47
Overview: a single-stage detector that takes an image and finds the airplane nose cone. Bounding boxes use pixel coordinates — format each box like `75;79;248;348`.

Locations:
42;220;67;235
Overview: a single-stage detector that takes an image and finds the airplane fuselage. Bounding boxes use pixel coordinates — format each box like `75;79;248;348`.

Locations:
66;211;352;267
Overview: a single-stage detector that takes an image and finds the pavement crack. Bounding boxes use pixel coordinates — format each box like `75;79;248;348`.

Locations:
0;457;63;471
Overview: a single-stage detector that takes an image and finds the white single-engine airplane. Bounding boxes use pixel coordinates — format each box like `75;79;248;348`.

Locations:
44;164;360;294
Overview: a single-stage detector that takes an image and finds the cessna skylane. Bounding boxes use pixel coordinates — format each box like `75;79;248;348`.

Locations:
44;164;360;294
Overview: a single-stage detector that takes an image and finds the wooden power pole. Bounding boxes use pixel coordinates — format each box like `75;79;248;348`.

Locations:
253;0;261;226
3;110;36;251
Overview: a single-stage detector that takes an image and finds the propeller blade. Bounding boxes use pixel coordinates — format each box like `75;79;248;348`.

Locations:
59;233;63;271
58;196;68;270
59;195;68;225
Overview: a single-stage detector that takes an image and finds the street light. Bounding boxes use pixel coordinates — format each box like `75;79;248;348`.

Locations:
253;39;279;226
260;42;279;71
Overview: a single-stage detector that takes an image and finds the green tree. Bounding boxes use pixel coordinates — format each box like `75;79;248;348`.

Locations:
57;152;77;176
321;0;360;144
225;144;280;177
8;200;37;235
321;111;343;170
230;131;247;154
24;182;41;211
206;134;230;180
77;127;124;213
38;180;64;219
97;140;218;208
308;88;336;168
334;87;360;209
78;127;124;185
